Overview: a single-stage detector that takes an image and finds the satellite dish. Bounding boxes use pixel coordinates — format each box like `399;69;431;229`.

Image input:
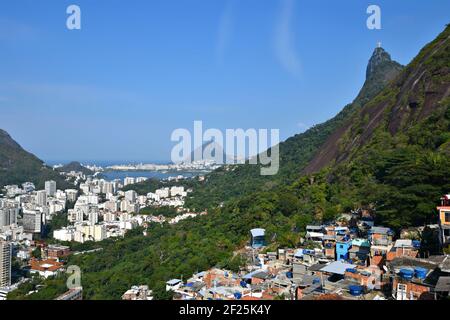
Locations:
383;265;388;272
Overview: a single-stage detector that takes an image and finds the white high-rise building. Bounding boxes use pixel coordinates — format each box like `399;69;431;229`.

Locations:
0;241;12;288
125;190;137;203
170;186;185;197
120;200;128;212
103;212;117;222
22;210;42;234
126;202;139;214
79;183;90;195
135;177;148;183
65;189;78;202
45;180;57;197
103;182;114;195
68;209;84;223
88;211;98;225
112;180;120;192
138;195;147;205
75;224;106;242
155;188;170;199
124;177;135;186
104;200;120;212
0;208;18;228
36;190;47;206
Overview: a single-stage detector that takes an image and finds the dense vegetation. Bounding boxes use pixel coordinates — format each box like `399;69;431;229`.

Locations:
139;206;180;218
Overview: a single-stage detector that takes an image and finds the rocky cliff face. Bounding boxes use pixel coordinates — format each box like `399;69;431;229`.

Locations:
366;47;395;79
304;27;450;174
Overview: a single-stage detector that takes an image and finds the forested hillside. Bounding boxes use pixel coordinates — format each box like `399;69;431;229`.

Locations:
0;129;69;189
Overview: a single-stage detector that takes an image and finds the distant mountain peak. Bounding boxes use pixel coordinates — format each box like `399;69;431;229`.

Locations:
366;46;395;79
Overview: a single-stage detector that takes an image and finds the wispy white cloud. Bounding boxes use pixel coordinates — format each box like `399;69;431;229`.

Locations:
274;0;301;76
216;1;234;65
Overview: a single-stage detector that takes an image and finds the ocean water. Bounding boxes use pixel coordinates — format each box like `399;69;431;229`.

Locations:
101;170;201;181
45;160;206;182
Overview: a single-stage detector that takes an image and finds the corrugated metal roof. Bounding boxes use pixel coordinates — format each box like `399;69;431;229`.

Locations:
306;225;324;231
250;228;265;237
166;279;182;285
435;277;450;292
319;261;356;275
243;269;268;280
306;232;324;238
370;226;392;234
394;239;413;248
352;238;370;247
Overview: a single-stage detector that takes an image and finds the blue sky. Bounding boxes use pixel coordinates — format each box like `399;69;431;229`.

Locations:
0;0;449;163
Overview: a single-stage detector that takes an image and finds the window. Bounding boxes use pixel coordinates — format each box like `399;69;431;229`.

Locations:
397;284;407;294
445;211;450;223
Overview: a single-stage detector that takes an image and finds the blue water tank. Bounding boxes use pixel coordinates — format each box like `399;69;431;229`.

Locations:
414;267;427;279
240;281;248;288
313;278;321;285
286;271;293;279
349;285;363;296
412;240;421;248
400;268;414;280
234;292;242;300
346;268;357;273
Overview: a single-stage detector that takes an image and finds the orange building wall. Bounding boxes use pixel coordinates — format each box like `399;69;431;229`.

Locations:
393;278;431;300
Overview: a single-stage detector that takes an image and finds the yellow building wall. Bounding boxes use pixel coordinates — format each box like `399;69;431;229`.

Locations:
439;208;450;226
